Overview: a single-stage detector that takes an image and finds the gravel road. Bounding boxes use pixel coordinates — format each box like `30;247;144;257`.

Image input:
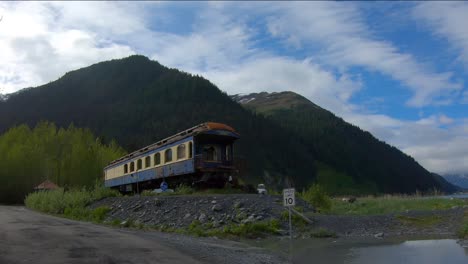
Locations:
0;206;286;264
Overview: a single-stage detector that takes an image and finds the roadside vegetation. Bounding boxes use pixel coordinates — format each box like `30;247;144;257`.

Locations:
327;195;467;215
183;219;281;239
299;184;332;212
24;183;120;223
458;210;468;239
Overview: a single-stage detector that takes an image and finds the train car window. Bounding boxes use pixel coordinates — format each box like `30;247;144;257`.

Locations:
137;159;142;170
124;164;128;174
145;156;151;168
177;144;186;159
154;152;161;166
203;145;217;161
165;149;173;163
130;162;135;172
188;141;193;158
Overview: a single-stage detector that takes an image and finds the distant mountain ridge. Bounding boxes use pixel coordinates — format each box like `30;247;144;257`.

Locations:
444;174;468;189
231;91;457;194
0;56;455;194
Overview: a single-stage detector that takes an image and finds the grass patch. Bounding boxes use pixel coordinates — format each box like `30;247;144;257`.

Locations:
327;196;467;215
457;210;468;239
182;219;280;239
396;215;443;228
24;183;120;223
281;210;308;230
310;228;337;238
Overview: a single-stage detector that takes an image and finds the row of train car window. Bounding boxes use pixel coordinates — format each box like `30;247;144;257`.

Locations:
123;142;193;174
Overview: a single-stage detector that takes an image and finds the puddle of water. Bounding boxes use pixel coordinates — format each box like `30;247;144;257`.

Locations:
252;238;468;264
342;239;468;264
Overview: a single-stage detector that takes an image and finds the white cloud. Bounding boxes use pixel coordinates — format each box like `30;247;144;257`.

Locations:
263;2;462;107
199;57;361;116
0;2;466;175
0;2;138;93
413;2;468;66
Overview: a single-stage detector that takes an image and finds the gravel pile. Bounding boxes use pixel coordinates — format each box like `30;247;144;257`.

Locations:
90;194;314;230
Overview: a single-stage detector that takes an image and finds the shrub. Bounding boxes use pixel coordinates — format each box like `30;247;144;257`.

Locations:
92;183;121;201
176;184;194;195
141;190;158;196
221;220;280;238
91;207;111;223
25;185;118;222
301;184;332;212
281;209;308;229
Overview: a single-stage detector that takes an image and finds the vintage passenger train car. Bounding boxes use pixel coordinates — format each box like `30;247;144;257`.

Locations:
104;122;240;192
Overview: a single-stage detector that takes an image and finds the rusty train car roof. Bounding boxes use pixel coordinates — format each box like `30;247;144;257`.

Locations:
105;122;239;168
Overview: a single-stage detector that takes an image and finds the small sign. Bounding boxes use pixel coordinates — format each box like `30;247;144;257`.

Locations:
283;188;295;206
160;181;168;192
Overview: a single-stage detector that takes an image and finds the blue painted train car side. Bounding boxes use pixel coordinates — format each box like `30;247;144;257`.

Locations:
103;122;239;192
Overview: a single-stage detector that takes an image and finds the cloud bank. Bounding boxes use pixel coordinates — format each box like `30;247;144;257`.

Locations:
0;2;466;174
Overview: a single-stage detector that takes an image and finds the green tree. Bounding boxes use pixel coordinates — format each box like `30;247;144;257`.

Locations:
0;122;126;204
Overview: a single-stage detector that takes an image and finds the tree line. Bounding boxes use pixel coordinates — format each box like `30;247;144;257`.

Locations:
0;122;125;204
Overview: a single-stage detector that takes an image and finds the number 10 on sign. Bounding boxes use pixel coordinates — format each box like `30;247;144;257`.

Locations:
283;188;295;240
283;188;295;206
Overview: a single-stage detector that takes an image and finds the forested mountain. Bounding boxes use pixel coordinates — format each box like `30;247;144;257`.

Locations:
0;56;315;191
232;91;457;194
0;55;454;195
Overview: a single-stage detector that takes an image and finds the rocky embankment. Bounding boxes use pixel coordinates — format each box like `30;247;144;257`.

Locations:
91;194;314;230
91;194;468;244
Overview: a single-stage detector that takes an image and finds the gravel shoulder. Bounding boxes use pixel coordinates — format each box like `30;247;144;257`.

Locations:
0;205;286;264
311;207;467;238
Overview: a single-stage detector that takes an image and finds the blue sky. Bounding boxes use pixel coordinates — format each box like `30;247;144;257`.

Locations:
0;2;467;175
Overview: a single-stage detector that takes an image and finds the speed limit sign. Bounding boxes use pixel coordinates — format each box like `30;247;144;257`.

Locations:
283;188;295;206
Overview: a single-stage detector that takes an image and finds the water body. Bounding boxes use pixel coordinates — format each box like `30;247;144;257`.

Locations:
443;193;468;199
255;238;468;264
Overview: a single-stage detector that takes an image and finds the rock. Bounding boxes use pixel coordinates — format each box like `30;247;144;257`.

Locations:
234;201;243;208
241;215;255;224
212;220;221;228
212;204;223;212
211;200;217;204
457;239;468;248
374;232;384;239
255;215;263;221
236;212;247;221
341;196;357;203
451;206;459;210
184;213;191;219
198;213;207;223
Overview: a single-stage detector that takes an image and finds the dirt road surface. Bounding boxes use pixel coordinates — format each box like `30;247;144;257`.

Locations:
0;206;284;264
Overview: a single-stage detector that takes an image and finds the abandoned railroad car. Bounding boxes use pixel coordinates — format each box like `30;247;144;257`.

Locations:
103;122;240;192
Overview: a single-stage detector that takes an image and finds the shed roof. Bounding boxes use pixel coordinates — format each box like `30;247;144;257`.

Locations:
34;180;59;190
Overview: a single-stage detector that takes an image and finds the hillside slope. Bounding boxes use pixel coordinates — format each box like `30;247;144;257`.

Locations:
0;56;314;189
232;92;457;194
0;56;453;193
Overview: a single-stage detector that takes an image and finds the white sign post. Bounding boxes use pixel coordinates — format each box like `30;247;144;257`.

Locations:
283;188;295;240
